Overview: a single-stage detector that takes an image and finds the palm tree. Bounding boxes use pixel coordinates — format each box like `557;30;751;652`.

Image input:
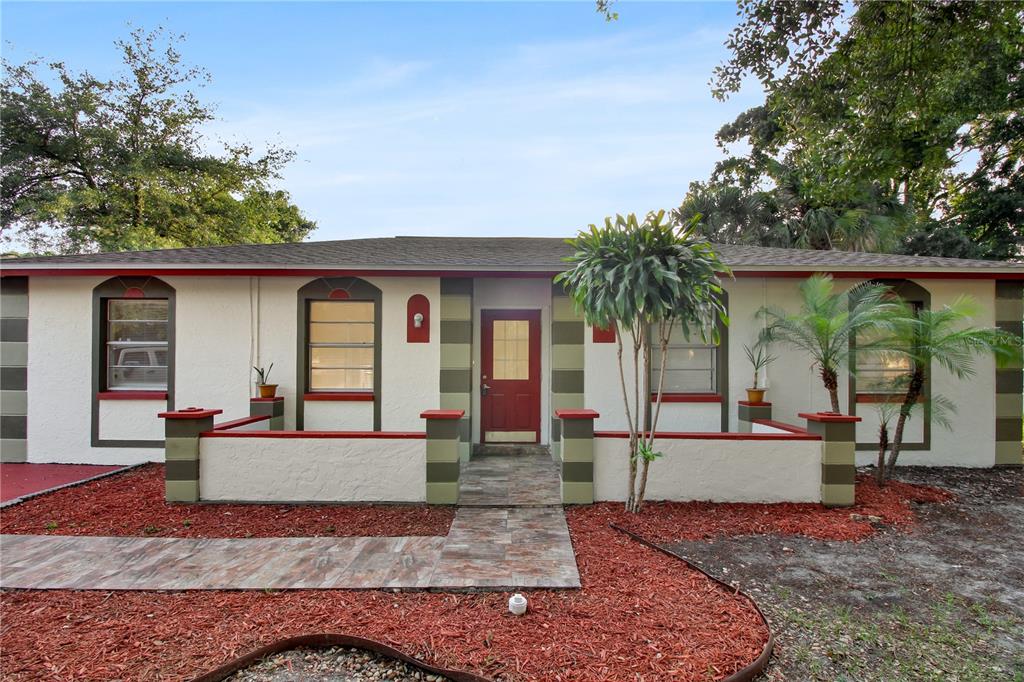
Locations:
556;211;729;513
865;297;1022;482
758;274;901;413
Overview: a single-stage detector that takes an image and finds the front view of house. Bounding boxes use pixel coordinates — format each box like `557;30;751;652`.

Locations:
2;237;1021;505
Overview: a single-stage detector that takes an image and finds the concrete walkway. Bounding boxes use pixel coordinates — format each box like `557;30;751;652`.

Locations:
0;452;580;591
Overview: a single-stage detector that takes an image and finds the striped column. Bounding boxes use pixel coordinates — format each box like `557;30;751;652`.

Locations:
738;400;772;433
422;409;464;504
551;283;585;461
251;396;284;430
801;412;860;507
159;407;222;502
995;281;1023;466
555;409;598;504
440;278;473;463
1;276;28;462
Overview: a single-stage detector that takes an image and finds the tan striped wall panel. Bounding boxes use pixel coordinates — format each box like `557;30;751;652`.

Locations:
551;283;585;461
440;278;473;462
995;281;1023;466
1;277;28;462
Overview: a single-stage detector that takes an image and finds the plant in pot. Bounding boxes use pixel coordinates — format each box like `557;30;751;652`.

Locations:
254;363;277;398
743;342;775;403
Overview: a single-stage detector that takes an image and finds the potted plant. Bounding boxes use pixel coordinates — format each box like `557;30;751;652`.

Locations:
254;363;277;398
743;342;775;403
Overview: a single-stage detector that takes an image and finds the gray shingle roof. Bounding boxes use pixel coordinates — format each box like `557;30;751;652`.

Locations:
4;236;1022;271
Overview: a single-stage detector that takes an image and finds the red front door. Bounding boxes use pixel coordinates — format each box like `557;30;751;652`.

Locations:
481;309;541;443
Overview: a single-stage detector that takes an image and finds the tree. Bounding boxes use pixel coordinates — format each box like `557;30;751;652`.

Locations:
556;211;729;513
706;0;1024;259
861;297;1023;483
1;27;315;254
758;275;901;413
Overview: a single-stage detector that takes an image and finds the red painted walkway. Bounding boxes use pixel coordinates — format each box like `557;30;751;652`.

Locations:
0;464;125;503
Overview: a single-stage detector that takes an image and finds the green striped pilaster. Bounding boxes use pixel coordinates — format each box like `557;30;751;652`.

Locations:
440;278;473;463
555;408;598;504
995;281;1023;466
422;409;464;504
551;283;584;460
802;412;860;507
1;276;28;462
251;396;285;430
159;408;222;502
737;400;772;434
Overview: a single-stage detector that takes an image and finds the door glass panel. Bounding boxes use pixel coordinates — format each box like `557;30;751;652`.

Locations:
492;320;529;380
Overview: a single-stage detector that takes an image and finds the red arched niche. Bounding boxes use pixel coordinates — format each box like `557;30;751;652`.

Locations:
407;294;430;343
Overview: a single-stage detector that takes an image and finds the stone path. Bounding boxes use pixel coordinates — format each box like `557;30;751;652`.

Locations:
0;452;580;591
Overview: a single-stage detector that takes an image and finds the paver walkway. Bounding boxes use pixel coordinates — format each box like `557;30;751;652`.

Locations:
0;452;580;591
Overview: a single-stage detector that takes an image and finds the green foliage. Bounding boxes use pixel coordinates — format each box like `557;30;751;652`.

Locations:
705;0;1024;259
743;340;776;390
1;26;316;254
758;275;902;412
253;363;274;385
556;211;729;512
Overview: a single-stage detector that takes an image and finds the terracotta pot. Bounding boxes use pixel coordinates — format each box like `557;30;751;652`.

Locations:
745;388;766;404
258;384;278;399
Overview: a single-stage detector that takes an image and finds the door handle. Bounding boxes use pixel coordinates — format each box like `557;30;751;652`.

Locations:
481;383;491;396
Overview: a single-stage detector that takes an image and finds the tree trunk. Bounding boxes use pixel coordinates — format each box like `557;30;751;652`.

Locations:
875;421;889;486
821;366;841;413
615;327;637;513
635;322;671;513
886;369;924;480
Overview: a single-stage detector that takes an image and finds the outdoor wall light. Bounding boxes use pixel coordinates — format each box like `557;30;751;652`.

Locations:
413;312;424;328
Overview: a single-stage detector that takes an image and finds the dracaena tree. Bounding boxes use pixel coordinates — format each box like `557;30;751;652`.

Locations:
758;274;901;413
862;297;1023;483
556;211;729;513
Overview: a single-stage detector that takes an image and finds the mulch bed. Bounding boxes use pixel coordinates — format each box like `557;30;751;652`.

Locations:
0;506;768;682
0;464;454;538
594;474;954;544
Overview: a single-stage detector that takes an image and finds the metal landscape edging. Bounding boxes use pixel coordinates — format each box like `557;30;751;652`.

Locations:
191;632;494;682
610;523;775;682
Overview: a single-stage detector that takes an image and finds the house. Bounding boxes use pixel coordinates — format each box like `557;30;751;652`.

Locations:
1;237;1021;504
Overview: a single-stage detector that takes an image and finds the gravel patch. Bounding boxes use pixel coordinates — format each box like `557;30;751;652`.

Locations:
226;646;450;681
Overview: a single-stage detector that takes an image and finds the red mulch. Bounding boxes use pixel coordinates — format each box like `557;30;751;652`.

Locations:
600;474;955;544
0;507;768;682
0;464;453;538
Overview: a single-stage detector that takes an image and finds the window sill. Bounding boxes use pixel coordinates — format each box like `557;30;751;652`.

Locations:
856;393;923;404
98;391;167;400
651;393;722;403
303;392;374;401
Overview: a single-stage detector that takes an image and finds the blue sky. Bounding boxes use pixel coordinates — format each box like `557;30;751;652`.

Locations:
2;1;762;241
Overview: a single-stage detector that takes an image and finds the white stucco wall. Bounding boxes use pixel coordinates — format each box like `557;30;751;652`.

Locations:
472;278;551;444
98;400;165;441
593;435;822;503
199;436;425;502
199;436;423;499
303;401;374;431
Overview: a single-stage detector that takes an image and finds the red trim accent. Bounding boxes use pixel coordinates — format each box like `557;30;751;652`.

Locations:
304;391;374;401
250;396;285;403
738;400;772;407
594;430;820;441
97;391;167;401
213;415;271;431
592;325;616;343
555;408;600;420
420;409;465;420
652;393;722;403
406;294;430;343
751;418;810;435
201;430;425;439
731;270;1024;280
798;411;862;423
122;287;145;299
159;407;223;419
328;288;350;299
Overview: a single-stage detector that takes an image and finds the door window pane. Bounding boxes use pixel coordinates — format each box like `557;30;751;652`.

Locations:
492;320;529;380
